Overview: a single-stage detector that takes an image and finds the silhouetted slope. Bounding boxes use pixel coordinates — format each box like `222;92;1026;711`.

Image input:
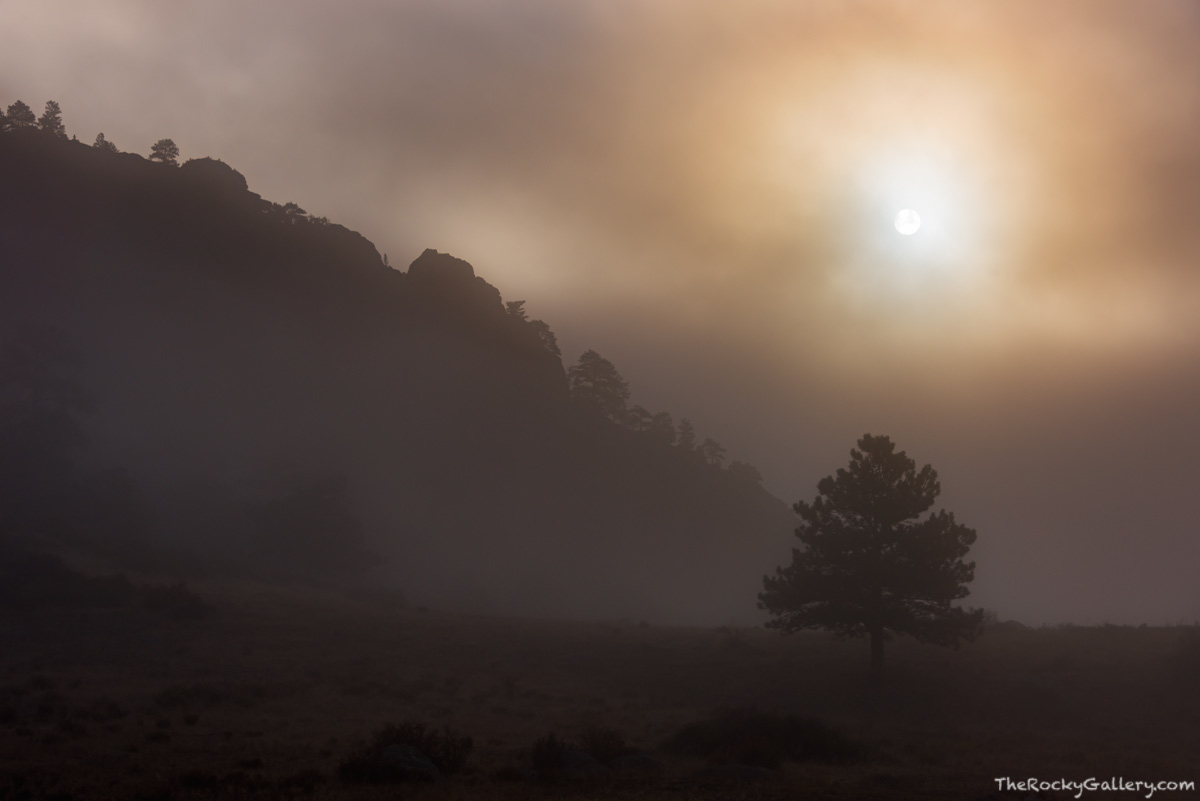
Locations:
0;127;792;623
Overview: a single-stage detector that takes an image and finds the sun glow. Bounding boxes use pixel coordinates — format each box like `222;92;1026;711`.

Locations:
840;143;1000;307
763;59;1022;324
895;209;921;235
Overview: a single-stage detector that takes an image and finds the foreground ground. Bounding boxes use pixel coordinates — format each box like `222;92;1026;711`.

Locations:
1;579;1198;800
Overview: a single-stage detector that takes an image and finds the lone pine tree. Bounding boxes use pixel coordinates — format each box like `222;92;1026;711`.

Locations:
759;434;983;681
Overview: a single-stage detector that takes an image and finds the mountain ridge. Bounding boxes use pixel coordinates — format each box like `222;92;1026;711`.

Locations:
0;122;794;623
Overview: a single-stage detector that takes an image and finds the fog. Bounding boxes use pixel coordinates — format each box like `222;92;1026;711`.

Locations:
4;0;1200;624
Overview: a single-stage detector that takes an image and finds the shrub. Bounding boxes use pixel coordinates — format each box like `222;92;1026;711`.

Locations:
579;725;628;765
77;698;127;722
177;770;219;791
154;683;226;710
153;681;265;713
530;732;570;772
277;768;325;792
337;721;473;783
662;708;863;768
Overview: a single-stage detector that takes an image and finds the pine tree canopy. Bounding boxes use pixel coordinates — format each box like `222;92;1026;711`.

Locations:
759;434;983;676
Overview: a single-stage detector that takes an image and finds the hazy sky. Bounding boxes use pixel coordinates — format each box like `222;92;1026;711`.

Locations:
4;0;1200;625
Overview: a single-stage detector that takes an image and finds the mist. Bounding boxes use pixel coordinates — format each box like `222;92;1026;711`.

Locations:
7;4;1200;799
5;1;1200;626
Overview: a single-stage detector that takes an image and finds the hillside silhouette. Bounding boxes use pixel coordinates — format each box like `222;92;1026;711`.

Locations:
0;120;793;622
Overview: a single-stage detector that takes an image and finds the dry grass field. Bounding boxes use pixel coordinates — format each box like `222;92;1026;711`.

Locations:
2;579;1198;800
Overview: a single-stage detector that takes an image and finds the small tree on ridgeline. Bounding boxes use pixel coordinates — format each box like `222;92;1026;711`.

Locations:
567;350;630;423
649;411;676;445
505;300;528;321
727;460;763;484
677;418;696;451
529;319;561;358
37;101;66;138
699;437;727;467
149;138;180;166
5;100;36;129
93;133;119;153
504;301;561;358
759;434;983;682
279;201;307;222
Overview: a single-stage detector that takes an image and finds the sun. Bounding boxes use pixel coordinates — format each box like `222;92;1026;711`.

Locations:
894;208;921;235
810;141;1008;319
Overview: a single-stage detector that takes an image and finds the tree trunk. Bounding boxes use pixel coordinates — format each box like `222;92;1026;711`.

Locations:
869;627;885;683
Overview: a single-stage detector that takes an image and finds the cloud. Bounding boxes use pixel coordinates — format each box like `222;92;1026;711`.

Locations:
9;1;1199;351
4;0;1200;623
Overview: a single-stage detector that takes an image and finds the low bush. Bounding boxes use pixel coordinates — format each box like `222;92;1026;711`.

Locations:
579;725;629;765
662;708;864;768
154;683;226;710
337;721;473;783
530;732;570;772
276;768;325;792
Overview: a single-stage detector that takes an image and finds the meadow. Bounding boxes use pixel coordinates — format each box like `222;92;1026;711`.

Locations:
2;579;1197;800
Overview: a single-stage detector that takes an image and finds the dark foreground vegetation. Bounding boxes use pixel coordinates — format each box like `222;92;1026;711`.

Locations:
1;580;1198;800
